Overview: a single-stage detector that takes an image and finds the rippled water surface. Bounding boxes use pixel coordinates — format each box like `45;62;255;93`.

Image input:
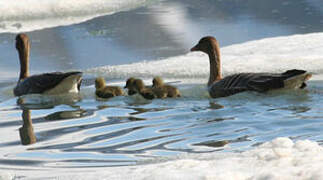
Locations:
1;80;323;169
0;0;323;176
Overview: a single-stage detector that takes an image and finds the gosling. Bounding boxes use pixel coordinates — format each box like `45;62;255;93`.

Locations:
124;77;137;95
124;77;152;96
152;77;181;97
133;79;167;100
95;77;124;98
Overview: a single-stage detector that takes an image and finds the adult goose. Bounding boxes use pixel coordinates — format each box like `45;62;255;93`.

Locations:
190;36;312;98
13;33;83;96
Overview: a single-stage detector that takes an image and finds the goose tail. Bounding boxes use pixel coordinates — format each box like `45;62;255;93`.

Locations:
283;70;312;89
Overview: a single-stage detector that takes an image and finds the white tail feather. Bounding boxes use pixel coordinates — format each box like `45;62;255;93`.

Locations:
44;74;82;94
283;73;312;89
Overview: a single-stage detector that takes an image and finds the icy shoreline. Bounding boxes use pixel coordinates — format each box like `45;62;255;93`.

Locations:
1;137;322;180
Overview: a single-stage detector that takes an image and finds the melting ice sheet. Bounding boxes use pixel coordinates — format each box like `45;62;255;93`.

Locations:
1;137;322;179
0;0;154;33
86;32;323;82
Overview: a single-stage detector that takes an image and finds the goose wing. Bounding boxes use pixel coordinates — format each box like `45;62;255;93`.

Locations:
14;71;82;96
246;69;308;92
209;70;309;98
209;73;284;98
208;73;251;98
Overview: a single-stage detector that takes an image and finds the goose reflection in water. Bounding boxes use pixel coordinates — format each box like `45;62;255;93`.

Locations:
45;109;89;121
17;96;91;145
19;108;36;145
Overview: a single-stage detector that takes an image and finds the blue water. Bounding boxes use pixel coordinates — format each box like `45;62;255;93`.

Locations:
0;0;323;176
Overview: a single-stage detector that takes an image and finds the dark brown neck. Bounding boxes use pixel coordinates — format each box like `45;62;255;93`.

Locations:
207;48;222;87
18;48;29;81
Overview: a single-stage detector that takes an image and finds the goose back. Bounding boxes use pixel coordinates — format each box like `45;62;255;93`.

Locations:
14;71;82;96
209;70;309;98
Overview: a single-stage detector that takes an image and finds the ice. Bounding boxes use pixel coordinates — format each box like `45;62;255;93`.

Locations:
0;0;154;33
86;32;323;82
1;137;322;180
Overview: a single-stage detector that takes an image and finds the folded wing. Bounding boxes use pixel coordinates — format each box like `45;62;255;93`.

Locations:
14;71;82;96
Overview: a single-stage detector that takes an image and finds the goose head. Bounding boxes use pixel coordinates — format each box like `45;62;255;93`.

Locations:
124;77;137;95
16;33;30;53
191;36;220;58
124;77;135;89
95;77;106;89
152;76;164;87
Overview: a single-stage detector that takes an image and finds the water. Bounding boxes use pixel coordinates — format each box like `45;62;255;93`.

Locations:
1;0;323;179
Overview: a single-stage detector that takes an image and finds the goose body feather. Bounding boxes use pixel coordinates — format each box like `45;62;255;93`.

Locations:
14;72;82;96
208;70;310;98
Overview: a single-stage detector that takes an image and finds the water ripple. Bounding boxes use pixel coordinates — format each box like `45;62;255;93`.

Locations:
0;83;323;169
